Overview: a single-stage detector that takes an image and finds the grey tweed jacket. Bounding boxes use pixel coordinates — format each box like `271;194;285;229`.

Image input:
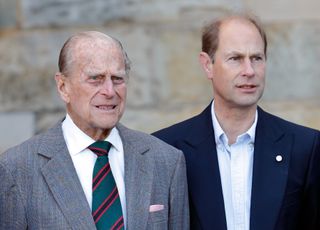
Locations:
0;122;189;230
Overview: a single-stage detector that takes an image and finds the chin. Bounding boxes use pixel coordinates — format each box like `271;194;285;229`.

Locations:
238;101;259;109
240;95;261;104
101;119;120;129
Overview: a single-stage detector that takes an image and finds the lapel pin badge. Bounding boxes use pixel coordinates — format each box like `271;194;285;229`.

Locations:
276;155;283;162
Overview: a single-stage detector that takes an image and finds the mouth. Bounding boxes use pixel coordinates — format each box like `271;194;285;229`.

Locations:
237;84;257;89
236;84;259;94
95;105;117;111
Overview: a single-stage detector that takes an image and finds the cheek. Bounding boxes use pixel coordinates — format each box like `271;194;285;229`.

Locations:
71;83;97;100
213;63;235;80
70;91;87;105
254;64;266;75
67;82;82;99
256;69;266;85
117;85;127;100
214;75;229;87
212;77;227;95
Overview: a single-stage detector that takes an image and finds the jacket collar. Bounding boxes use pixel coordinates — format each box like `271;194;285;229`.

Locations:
38;122;96;229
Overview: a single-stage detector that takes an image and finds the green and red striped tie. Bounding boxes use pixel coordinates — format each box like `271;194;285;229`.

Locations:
89;141;124;230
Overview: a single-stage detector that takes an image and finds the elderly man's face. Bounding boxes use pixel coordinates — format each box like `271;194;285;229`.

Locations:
58;38;127;140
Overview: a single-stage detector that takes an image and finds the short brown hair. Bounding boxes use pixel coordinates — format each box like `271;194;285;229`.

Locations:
202;13;267;62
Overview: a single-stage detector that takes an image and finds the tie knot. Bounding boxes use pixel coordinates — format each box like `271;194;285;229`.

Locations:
88;140;111;156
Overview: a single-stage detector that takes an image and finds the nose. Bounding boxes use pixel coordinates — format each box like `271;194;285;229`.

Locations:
100;78;116;97
241;59;255;77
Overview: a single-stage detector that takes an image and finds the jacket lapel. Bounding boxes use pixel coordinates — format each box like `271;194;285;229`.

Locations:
183;104;227;230
250;108;291;230
39;123;96;230
117;124;154;230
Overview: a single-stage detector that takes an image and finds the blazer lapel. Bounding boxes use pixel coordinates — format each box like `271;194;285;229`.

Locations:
184;104;227;230
117;124;154;230
250;108;291;230
39;123;96;230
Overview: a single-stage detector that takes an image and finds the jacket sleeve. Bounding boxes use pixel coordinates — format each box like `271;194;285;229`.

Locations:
0;160;27;229
168;151;190;230
300;131;320;229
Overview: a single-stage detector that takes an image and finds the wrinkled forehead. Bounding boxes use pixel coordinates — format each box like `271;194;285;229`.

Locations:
75;36;120;56
73;37;125;67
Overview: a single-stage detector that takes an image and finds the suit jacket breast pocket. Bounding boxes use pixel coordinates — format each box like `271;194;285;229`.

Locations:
147;209;168;230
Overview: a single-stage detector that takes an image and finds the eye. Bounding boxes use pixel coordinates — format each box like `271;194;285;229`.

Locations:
251;55;265;62
89;75;102;80
111;75;126;85
229;56;241;61
88;75;104;84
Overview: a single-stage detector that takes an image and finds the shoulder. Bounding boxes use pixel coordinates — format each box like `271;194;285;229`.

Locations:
0;132;45;196
259;108;319;135
0;122;62;172
152;105;211;143
153;117;196;138
117;123;184;159
1;133;42;165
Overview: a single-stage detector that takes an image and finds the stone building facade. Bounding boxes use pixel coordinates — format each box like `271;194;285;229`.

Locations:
1;0;320;152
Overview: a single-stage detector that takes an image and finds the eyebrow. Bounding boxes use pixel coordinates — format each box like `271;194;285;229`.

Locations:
225;50;264;57
85;69;126;77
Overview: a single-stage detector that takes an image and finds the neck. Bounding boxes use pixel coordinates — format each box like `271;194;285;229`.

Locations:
67;112;111;141
214;102;257;145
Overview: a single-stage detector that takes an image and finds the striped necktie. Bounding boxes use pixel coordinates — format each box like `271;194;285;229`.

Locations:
89;141;124;230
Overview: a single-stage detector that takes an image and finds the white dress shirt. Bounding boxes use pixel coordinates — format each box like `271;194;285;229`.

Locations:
211;102;257;230
61;114;127;227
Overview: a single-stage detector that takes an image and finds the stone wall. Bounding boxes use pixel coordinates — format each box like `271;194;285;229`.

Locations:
1;0;320;152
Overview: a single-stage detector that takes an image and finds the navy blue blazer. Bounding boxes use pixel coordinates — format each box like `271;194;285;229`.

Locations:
153;103;320;230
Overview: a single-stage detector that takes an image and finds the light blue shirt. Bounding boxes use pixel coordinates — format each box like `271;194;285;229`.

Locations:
211;102;257;230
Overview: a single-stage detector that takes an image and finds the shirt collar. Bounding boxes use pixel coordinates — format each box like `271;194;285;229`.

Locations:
211;101;257;145
62;114;122;155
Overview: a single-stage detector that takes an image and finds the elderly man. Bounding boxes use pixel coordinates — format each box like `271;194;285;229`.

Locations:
0;31;189;229
153;14;320;229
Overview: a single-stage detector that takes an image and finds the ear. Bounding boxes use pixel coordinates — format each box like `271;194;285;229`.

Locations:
199;52;214;80
55;72;70;103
